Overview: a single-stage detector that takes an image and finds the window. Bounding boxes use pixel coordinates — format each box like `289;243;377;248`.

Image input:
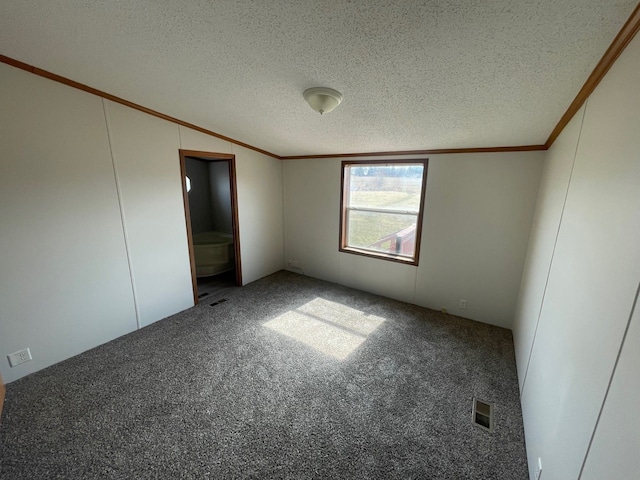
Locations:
340;160;428;265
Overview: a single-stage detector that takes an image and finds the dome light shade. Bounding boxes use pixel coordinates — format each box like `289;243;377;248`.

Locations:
303;87;343;115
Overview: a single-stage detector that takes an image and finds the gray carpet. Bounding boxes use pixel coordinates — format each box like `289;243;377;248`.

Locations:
0;271;528;479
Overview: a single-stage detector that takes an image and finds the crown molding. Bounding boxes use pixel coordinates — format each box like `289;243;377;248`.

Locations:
280;145;547;160
545;2;640;149
2;2;639;161
0;55;280;160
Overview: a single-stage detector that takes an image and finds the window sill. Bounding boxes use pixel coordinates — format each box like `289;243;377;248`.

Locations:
339;246;419;266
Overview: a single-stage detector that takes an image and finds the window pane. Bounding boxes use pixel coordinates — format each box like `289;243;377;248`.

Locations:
347;210;418;256
349;165;424;211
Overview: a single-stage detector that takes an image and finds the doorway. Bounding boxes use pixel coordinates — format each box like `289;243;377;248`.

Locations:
179;150;242;304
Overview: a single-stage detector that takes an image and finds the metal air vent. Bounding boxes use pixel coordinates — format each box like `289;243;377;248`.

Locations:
472;398;494;431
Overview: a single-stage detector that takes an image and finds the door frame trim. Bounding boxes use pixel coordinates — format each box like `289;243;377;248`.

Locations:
179;149;242;304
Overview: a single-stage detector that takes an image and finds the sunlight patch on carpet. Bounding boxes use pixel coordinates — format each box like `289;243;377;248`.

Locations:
263;298;385;360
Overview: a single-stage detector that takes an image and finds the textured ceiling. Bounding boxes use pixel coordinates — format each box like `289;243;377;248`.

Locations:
0;1;637;157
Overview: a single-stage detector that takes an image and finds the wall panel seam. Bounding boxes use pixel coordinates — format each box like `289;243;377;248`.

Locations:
577;280;640;479
102;99;142;330
520;102;588;397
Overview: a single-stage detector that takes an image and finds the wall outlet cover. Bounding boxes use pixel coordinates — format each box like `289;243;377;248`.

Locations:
8;348;32;367
535;457;542;480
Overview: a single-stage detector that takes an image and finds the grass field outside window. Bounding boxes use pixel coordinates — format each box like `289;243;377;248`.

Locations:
340;162;428;264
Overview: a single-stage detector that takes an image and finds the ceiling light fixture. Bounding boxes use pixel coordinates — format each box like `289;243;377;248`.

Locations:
303;87;343;115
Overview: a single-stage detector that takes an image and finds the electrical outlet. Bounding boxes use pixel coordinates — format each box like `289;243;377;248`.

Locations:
288;259;300;269
459;299;467;309
534;457;542;480
8;348;32;367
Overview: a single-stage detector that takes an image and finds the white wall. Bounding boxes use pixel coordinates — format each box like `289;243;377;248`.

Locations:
512;105;585;390
580;290;640;480
0;65;285;383
0;65;137;383
233;144;284;285
513;33;640;480
104;101;194;329
178;126;233;155
283;151;544;329
415;154;544;327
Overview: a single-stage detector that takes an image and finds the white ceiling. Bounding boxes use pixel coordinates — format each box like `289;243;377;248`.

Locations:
0;1;637;157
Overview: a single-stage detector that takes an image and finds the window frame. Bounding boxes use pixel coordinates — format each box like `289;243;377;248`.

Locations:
339;159;429;266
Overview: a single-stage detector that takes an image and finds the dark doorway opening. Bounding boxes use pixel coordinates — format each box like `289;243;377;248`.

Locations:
179;150;242;304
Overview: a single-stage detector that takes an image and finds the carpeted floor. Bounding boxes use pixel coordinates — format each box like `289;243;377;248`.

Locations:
0;271;528;479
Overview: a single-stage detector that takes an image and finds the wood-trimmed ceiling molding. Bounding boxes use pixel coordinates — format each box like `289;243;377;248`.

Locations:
0;55;279;160
544;2;640;149
1;2;639;160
